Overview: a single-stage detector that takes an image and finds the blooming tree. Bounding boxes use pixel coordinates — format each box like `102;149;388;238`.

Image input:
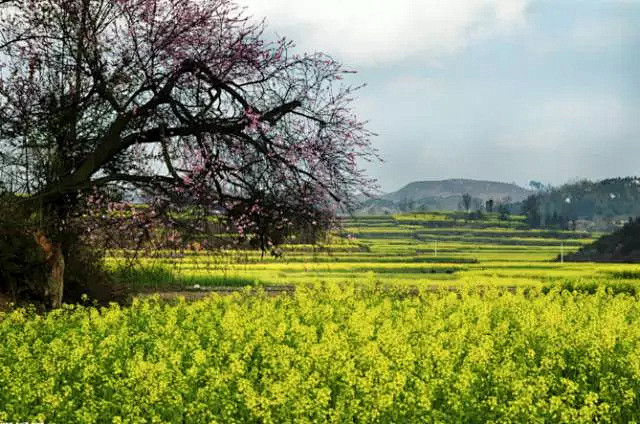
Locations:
0;0;376;303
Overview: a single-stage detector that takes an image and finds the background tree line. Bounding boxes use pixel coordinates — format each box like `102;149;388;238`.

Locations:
519;178;640;229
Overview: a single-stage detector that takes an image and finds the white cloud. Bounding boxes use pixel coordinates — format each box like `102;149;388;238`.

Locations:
240;0;529;65
496;96;638;152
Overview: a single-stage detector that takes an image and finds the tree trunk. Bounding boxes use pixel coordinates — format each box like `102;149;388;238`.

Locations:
33;231;64;308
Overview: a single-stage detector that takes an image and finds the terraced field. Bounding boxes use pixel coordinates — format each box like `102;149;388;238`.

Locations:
109;211;640;293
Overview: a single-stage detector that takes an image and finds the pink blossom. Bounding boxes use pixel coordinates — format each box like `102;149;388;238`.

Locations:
244;107;261;130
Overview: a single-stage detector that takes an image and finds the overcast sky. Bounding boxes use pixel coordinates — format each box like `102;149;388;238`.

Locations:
241;0;640;192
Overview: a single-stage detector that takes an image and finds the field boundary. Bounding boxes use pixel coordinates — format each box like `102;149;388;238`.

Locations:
133;284;525;301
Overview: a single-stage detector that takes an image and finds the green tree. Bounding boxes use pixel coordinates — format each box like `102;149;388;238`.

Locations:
461;193;472;212
485;199;494;213
0;0;375;306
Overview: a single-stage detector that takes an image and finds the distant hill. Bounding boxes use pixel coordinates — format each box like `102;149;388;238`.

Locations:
563;217;640;263
357;179;531;215
384;179;531;203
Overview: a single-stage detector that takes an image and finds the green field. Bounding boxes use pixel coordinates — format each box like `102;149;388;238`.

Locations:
107;211;640;293
4;286;640;423
4;211;640;422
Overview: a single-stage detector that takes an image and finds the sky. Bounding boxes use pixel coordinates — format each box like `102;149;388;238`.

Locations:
240;0;640;192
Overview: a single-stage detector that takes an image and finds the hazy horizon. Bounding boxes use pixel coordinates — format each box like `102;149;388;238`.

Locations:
241;0;640;192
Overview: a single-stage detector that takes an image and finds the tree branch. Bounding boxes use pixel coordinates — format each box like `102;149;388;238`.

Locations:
261;100;302;125
90;173;176;187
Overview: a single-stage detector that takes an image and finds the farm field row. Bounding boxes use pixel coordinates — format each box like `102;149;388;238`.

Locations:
3;286;640;422
107;212;639;291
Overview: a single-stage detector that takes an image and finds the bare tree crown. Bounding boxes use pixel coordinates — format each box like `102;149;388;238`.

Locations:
0;0;377;232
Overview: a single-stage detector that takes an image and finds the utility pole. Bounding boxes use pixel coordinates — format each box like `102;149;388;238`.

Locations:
560;242;564;264
434;240;438;257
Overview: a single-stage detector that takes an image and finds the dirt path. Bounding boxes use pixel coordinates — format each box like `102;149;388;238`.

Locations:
134;285;296;301
133;284;520;301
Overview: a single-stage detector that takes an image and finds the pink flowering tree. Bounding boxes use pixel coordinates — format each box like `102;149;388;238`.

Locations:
0;0;376;302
